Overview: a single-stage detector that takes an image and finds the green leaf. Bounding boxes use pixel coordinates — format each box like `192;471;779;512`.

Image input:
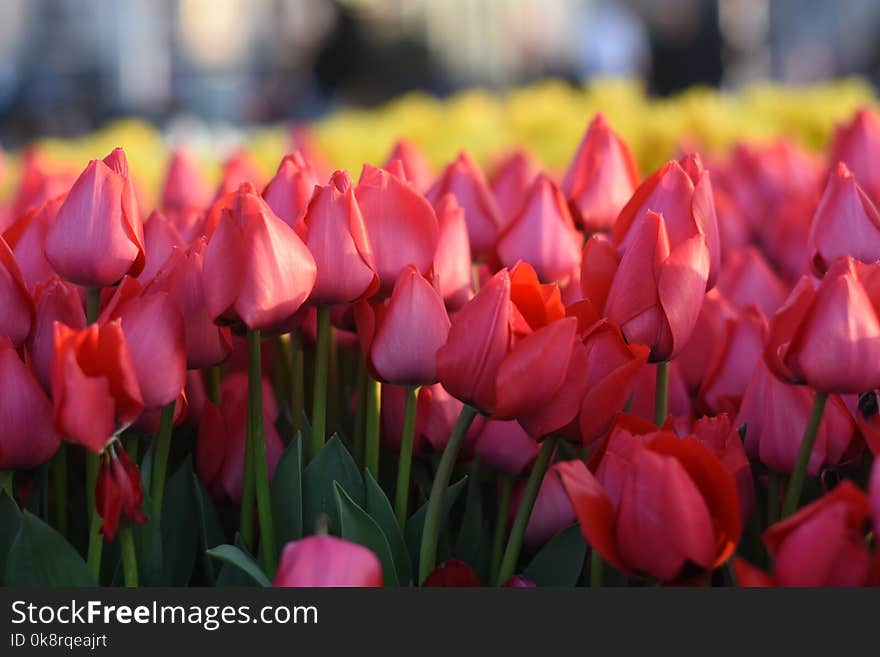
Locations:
272;433;303;545
405;475;467;577
161;458;199;586
4;511;96;586
334;482;399;587
192;473;225;584
132;491;164;586
0;490;22;577
364;471;411;586
207;544;270;587
455;465;489;581
523;524;587;587
302;434;362;535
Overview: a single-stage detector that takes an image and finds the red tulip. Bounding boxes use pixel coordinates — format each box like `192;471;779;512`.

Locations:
195;378;282;503
760;193;817;282
51;321;144;453
45;148;145;287
511;461;576;548
828;106;880;204
300;171;377;305
474;419;539;476
674;288;736;393
95;442;148;540
356;266;449;385
161;147;212;212
0;234;35;346
274;536;382;587
713;185;751;257
262;151;319;232
605;210;709;361
216;150;265;197
562;113;640;232
98;277;186;410
138;210;183;285
697;304;767;415
765;256;880;393
490;149;540;225
385;138;434;193
808;162;880;275
422;559;481;587
758;482;871;586
203;182;316;331
0;337;60;470
612;153;719;289
871;458;880;532
427;151;503;258
559;424;741;581
579;233;618;313
10;148;76;219
736;358;857;475
496;174;582;285
27;277;86;391
356;164;439;293
716;247;789;317
3;194;65;292
147;238;232;369
432;194;473;310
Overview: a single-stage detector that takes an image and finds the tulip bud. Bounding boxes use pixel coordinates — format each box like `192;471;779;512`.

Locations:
45;148;145;287
95;442;148;540
511;461;576;548
27;277;86;391
138;210;184;285
274;536;382;587
3;194;65;292
422;559;481;587
490;149;540;225
262;151;319;232
385;139;434;193
0;235;35;346
474;419;539;476
432;194;473;310
716;246;789;317
162;147;212;212
828;107;880;204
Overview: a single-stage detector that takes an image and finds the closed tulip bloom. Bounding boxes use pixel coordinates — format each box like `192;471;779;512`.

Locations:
301;171;378;305
0;235;35;346
422;559;481;587
427;151;503;258
496;174;582;285
808;162;880;275
613;153;720;289
562;113;640;232
697;305;767;415
559;428;740;582
385;138;434;193
274;536;382;587
763;482;872;586
716;247;789;317
579;233;618;313
736;358;856;475
11;149;76;221
27;277;86;391
45;148;145;287
203;182;317;331
98;277;186;410
95;442;148;540
137;210;183;284
147;239;232;369
51;321;144;453
474;419;539;476
262;151;319;232
161;147;212;212
433;194;473;310
760;193;816;282
356;164;439;293
0;337;60;470
675;288;737;393
490;149;540;225
511;461;576;548
765;257;880;394
216;150;265;197
355;266;450;385
3;194;65;292
605;210;709;362
196;382;283;503
828;106;880;204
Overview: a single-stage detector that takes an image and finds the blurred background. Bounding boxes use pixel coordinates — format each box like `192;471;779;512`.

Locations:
1;0;879;145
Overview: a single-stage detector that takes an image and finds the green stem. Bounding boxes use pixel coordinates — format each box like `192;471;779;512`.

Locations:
364;376;382;479
119;526;138;587
495;437;556;585
311;305;331;459
418;405;478;584
590;550;604;587
1;471;12;496
394;386;419;527
86;287;101;324
124;435;139;462
489;476;513;585
353;358;367;468
86;504;103;581
150;401;176;520
248;329;277;576
51;445;68;537
206;366;221;405
767;472;781;526
291;330;305;438
781;391;827;518
654;361;669;426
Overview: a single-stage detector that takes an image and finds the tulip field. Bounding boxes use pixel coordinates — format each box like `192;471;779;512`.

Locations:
2;79;880;588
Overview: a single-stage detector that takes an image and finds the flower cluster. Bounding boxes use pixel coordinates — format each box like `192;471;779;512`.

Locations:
2;99;880;589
